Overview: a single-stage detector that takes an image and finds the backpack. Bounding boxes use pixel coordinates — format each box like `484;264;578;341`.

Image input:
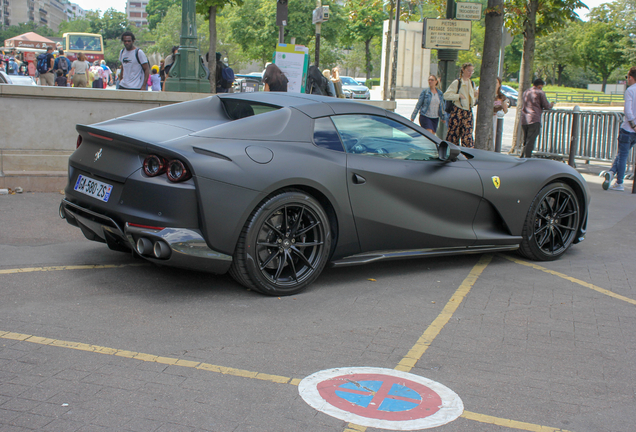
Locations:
58;57;68;73
306;65;328;95
37;53;49;74
220;64;235;89
6;61;16;75
444;78;475;113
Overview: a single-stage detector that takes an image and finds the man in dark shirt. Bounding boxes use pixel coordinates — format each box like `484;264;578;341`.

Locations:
520;78;554;158
39;46;56;86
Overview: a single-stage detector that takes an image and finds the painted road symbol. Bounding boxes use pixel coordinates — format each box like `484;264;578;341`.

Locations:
299;367;463;430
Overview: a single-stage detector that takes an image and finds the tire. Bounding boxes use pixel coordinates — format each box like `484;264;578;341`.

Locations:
229;190;331;296
518;182;580;261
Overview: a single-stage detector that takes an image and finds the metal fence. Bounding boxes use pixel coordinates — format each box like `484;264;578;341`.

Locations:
534;109;626;164
544;93;624;105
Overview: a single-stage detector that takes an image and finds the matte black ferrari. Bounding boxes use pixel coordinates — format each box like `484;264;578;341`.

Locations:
60;93;589;295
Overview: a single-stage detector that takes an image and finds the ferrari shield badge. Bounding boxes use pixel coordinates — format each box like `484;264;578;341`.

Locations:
492;176;501;189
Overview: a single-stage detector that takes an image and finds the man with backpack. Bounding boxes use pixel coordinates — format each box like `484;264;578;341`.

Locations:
215;52;234;93
6;57;19;75
53;50;71;78
37;46;56;86
118;31;149;91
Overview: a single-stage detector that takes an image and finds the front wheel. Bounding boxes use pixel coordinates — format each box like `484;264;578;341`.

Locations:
229;190;331;296
518;183;580;261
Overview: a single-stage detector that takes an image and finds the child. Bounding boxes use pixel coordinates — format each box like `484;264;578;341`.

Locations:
55;70;67;87
150;65;161;91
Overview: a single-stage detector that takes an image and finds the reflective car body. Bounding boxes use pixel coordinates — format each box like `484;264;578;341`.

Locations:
501;85;518;106
61;93;589;295
0;71;37;86
340;76;370;100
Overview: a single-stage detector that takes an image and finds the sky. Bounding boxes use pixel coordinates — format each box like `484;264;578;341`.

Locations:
72;0;609;21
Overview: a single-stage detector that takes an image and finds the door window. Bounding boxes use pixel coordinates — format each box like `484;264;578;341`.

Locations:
331;115;439;161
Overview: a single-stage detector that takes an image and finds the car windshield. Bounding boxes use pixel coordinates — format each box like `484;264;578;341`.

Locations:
340;77;358;86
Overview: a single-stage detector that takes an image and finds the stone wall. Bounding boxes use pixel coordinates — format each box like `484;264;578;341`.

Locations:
0;85;396;192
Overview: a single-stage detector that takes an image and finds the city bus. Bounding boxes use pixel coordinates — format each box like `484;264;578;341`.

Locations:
62;32;104;63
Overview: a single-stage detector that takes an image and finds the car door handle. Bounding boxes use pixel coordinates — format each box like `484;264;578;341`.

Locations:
352;174;366;184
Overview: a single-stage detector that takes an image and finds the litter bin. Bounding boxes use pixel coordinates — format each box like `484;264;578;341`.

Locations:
238;78;259;92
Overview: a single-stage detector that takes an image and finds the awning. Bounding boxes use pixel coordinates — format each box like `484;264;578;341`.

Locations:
4;32;57;50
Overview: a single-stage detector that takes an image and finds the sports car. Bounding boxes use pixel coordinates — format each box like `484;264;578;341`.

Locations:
60;93;589;296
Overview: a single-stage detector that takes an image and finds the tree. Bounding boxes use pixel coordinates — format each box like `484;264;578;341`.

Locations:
146;0;179;30
343;0;386;79
196;0;244;93
474;0;503;151
577;21;625;92
504;0;585;152
534;24;580;86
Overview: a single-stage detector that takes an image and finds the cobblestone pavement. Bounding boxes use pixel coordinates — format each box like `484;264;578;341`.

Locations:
1;171;635;432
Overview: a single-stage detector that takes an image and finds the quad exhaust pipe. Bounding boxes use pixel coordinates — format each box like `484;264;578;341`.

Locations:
136;238;171;259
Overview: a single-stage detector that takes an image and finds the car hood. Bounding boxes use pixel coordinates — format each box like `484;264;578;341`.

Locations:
342;85;369;92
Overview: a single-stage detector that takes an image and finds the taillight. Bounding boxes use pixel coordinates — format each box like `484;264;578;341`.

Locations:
143;155;167;177
76;135;82;149
166;159;191;182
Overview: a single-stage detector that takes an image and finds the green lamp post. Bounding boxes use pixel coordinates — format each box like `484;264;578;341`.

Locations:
164;0;210;93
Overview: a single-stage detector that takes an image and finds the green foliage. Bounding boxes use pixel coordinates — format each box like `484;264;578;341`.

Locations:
0;23;55;43
224;0;344;67
342;0;387;78
458;21;485;78
534;24;580;85
503;0;586;37
145;5;209;55
146;0;179;30
577;20;625;87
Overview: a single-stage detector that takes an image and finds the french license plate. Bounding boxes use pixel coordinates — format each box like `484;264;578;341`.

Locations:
74;174;113;202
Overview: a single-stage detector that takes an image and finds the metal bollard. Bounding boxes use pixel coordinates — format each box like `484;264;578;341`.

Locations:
495;110;505;153
568;106;581;167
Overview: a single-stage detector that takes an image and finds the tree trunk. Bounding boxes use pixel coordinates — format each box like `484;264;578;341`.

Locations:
382;0;393;100
208;5;217;94
510;0;538;154
602;76;608;93
474;0;503;151
365;39;372;80
557;64;565;86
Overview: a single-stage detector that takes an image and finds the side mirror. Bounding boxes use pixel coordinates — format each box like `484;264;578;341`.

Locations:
438;141;461;162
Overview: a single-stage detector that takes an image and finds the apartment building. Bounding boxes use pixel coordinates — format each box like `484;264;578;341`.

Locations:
126;0;148;28
1;0;68;33
66;2;85;21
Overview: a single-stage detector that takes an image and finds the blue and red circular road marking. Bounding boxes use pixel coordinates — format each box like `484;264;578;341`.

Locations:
299;367;463;430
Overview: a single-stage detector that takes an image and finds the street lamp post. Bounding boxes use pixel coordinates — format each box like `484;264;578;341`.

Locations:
164;0;210;93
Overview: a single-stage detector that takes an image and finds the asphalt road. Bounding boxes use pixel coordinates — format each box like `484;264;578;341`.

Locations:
1;172;636;431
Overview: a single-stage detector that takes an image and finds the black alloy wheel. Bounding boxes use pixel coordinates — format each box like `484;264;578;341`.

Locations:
519;182;580;261
230;190;331;296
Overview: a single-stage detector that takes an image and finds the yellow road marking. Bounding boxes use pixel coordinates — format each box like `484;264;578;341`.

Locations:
0;263;147;275
505;255;636;306
461;410;572;432
395;254;493;373
0;331;298;386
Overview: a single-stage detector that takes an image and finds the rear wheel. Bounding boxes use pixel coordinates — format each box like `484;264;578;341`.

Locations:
229;190;331;296
519;182;579;261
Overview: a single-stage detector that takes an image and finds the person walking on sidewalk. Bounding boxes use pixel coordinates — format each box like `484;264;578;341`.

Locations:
118;31;149;91
520;78;554;158
603;67;636;192
444;63;478;147
411;75;447;134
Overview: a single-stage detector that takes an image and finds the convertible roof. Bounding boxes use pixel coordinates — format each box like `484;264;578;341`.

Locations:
218;92;388;118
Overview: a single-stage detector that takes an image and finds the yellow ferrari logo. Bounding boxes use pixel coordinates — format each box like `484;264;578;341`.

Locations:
492;176;501;189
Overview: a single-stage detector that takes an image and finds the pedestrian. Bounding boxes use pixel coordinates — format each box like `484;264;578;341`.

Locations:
54;70;67;87
118;31;150;91
164;46;178;76
100;60;112;87
520;78;554;158
90;61;104;88
444;62;478;147
602;66;636;191
37;46;56;86
53;50;71;78
150;65;161;91
69;52;89;87
493;77;509;141
322;69;337;97
411;75;447;134
159;59;166;88
6;57;18;75
262;63;288;92
331;67;345;98
18;64;28;76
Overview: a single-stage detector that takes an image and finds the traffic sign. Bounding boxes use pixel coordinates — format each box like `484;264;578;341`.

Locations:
456;2;483;20
422;19;472;51
299;367;463;430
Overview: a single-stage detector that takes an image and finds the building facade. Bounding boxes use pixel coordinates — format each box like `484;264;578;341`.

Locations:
1;0;68;33
126;0;148;28
66;2;85;21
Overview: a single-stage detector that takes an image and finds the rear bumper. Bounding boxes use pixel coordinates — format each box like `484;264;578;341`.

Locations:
60;199;232;274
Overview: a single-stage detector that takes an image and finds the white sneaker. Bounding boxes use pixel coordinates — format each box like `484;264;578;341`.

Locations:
602;171;615;190
609;182;624;191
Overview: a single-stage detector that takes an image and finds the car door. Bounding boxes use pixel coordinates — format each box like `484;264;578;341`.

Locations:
331;114;484;253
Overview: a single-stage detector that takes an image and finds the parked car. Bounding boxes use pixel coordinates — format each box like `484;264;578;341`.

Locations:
340;76;370;100
501;85;518;106
0;71;37;86
60;93;589;296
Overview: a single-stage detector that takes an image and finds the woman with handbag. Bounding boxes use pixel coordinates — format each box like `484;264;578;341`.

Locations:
443;63;479;147
410;75;447;134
